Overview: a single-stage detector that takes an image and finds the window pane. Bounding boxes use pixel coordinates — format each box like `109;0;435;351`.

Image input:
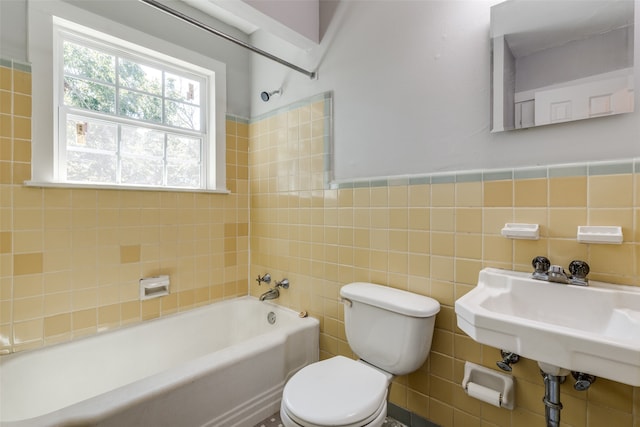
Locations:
167;135;200;159
66;116;117;151
121;157;163;186
118;58;162;95
66;150;117;183
64;77;116;114
119;89;162;123
166;100;200;130
167;161;200;188
121;126;164;157
165;73;200;104
63;41;115;84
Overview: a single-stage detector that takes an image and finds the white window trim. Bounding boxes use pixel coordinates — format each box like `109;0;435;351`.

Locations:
27;0;228;193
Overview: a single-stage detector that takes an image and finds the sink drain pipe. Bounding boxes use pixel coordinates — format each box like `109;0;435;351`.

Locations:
542;372;564;427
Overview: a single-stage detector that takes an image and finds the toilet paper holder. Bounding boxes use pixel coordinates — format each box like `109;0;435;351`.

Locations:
462;361;515;410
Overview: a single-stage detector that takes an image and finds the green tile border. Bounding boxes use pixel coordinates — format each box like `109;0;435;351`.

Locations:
456;172;483;183
0;58;31;72
431;174;455;184
589;161;633;176
548;164;588;178
483;170;513;181
12;62;31;73
327;158;640;189
514;167;547;180
249;91;333;123
225;114;249;124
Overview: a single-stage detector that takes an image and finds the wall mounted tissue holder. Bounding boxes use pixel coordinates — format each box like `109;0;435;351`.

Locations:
139;275;170;300
462;361;514;410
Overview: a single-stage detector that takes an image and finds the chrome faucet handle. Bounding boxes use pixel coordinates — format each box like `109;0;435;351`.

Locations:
275;278;289;289
532;256;550;280
256;273;271;285
568;260;589;286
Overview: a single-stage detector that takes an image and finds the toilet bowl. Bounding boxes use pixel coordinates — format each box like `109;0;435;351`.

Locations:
280;282;440;427
281;356;391;427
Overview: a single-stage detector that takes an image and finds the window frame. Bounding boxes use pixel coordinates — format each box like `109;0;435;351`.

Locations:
57;30;207;188
27;0;228;192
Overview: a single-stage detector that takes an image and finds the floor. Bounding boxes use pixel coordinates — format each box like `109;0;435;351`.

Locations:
254;412;408;427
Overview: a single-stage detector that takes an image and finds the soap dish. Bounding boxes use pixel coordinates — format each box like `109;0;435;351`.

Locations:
577;226;623;244
501;223;539;240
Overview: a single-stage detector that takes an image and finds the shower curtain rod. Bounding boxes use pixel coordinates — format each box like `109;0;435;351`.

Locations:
140;0;317;80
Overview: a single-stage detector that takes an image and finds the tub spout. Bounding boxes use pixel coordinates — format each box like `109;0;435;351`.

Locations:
259;287;280;301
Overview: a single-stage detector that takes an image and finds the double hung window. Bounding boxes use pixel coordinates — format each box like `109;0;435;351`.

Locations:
59;32;206;189
28;1;227;192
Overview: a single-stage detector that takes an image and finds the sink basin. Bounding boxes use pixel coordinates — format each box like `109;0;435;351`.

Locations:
455;268;640;386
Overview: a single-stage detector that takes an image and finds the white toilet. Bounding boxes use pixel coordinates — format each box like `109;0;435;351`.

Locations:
280;282;440;427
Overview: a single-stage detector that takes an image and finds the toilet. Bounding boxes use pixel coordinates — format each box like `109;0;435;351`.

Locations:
280;282;440;427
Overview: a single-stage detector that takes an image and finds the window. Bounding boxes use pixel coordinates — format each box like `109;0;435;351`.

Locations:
60;34;205;188
28;1;227;192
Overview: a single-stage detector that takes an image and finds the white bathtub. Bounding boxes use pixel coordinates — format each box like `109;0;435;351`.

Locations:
0;297;319;427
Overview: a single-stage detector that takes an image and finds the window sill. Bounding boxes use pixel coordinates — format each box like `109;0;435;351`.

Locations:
24;181;231;194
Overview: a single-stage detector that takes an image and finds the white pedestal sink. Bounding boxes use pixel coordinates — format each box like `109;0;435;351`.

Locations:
455;268;640;386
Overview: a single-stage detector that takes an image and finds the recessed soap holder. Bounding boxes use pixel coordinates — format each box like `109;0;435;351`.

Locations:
577;226;623;245
501;223;539;240
140;275;170;300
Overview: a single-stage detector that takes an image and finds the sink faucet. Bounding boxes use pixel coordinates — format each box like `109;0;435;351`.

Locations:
259;278;290;301
531;257;590;286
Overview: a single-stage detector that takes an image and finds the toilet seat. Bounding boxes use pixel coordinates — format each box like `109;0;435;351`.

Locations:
281;398;387;427
281;356;390;427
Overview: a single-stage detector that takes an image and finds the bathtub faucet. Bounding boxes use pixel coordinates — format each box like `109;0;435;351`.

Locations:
259;278;290;301
259;287;280;301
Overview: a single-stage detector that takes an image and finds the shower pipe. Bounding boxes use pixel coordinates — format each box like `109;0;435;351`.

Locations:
140;0;318;80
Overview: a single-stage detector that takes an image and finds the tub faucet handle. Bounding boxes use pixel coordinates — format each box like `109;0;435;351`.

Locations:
256;273;271;285
275;278;290;289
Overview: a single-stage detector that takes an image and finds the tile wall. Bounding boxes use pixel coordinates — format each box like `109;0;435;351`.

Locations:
0;61;249;354
248;96;640;427
4;56;640;426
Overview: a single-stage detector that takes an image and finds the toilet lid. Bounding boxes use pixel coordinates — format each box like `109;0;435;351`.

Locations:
282;356;389;427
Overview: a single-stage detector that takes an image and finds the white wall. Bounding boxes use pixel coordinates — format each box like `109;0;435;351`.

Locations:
1;0;28;62
249;0;640;181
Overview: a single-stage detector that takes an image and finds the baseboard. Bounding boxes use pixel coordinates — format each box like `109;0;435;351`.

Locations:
387;403;440;427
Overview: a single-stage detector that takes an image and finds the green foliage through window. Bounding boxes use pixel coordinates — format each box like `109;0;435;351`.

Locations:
60;36;206;189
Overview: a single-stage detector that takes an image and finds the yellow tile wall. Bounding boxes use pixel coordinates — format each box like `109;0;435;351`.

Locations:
5;58;640;426
249;100;640;426
0;63;249;353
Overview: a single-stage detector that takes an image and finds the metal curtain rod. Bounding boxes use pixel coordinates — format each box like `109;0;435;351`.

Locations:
140;0;317;80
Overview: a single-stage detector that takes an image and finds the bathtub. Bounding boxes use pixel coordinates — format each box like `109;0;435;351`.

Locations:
0;297;319;427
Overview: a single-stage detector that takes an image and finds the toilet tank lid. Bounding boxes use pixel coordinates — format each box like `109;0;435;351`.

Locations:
340;283;440;317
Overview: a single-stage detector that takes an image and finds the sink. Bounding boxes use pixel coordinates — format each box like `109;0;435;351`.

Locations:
455;268;640;386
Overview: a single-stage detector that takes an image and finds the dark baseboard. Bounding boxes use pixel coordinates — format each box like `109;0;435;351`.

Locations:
387;403;440;427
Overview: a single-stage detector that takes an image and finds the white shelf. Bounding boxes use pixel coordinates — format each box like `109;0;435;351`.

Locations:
577;226;623;244
501;223;539;240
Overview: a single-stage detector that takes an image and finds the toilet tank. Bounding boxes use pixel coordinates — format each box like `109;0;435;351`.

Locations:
340;283;440;376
